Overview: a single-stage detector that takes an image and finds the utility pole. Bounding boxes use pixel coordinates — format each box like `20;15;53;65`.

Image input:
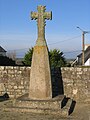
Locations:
77;27;90;65
82;31;85;65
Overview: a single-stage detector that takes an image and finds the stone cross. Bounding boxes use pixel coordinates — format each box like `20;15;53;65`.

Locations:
31;5;52;41
29;6;52;100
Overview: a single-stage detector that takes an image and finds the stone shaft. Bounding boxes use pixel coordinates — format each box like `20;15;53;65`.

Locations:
29;45;52;100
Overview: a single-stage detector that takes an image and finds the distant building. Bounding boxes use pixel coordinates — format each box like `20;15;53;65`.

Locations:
15;58;24;66
72;44;90;66
0;46;7;56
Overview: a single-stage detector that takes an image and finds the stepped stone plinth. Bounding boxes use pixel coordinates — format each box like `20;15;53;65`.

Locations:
14;94;65;110
3;94;73;117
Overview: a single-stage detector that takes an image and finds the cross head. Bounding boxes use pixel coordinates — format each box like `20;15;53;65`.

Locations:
31;6;52;40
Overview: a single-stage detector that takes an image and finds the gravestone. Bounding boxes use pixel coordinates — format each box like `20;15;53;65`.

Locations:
29;5;52;100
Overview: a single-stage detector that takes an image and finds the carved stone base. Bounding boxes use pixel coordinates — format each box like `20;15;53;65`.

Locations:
3;94;74;117
14;94;64;109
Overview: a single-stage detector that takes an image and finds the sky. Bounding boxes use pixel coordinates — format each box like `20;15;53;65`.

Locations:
0;0;90;58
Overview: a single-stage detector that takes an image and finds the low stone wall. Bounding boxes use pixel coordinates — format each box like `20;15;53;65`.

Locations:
0;66;90;102
0;66;30;98
61;67;90;102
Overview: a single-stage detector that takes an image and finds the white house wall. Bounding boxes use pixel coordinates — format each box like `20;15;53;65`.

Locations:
85;58;90;66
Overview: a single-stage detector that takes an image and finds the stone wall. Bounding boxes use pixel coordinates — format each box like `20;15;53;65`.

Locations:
0;66;90;102
0;66;30;98
61;67;90;102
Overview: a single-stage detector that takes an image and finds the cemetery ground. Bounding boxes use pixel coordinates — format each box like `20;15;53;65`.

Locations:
0;100;90;120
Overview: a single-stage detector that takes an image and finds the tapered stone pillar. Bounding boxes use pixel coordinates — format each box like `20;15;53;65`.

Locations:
29;6;52;100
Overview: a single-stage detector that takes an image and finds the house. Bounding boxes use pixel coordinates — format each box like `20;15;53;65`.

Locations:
0;46;7;56
71;44;90;66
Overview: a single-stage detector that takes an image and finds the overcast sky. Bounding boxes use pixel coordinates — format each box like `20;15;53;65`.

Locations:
0;0;90;58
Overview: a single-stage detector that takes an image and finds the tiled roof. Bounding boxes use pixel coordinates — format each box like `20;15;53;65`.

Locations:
0;46;7;52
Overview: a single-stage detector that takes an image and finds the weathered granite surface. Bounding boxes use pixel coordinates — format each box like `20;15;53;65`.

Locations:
29;6;52;100
0;66;30;98
14;94;64;109
0;101;89;120
0;66;90;102
29;46;52;100
61;67;90;102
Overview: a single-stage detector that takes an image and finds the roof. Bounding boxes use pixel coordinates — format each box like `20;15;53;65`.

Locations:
0;46;7;52
85;46;90;52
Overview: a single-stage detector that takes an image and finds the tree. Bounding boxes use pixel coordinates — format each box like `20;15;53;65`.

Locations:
49;49;66;68
23;47;33;66
23;48;66;67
